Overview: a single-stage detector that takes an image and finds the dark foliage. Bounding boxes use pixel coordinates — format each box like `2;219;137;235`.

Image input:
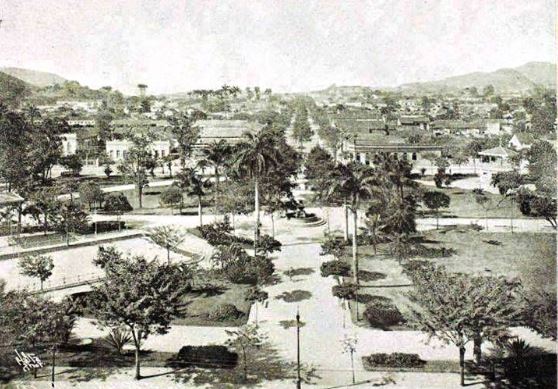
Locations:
363;300;405;329
320;260;351;277
207;304;244;322
174;345;238;369
365;353;426;368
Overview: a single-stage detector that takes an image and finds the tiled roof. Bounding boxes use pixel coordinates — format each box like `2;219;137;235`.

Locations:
478;146;517;157
0;192;24;205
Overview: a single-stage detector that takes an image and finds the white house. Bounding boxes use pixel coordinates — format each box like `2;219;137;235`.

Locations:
60;133;78;156
106;140;171;161
508;133;534;151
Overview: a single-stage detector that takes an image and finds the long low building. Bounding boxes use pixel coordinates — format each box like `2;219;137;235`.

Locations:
340;132;443;165
193;120;263;148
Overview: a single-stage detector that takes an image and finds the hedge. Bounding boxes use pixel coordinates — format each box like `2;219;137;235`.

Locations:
363;300;405;329
365;353;426;368
320;260;351;277
174;345;238;369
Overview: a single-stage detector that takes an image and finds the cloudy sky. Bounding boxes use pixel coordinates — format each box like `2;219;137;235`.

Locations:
0;0;555;94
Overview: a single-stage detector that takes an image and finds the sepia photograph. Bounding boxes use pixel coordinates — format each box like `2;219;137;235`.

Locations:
0;1;556;388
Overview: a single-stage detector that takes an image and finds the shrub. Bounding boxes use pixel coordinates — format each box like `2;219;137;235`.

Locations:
198;221;253;247
365;353;426;368
332;284;357;300
175;345;238;369
224;255;275;285
257;234;282;256
320;260;351;277
401;260;432;277
363;300;405;329
101;327;132;355
320;235;347;256
207;304;244;322
358;270;387;282
274;290;312;303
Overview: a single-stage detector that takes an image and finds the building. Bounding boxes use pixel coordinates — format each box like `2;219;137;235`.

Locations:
478;146;517;172
508;133;534;151
60;133;78;156
398;115;430;131
106;140;171;161
68;119;96;127
341;132;443;165
192;120;262;150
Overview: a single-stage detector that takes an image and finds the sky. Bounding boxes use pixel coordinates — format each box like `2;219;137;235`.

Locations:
0;0;555;94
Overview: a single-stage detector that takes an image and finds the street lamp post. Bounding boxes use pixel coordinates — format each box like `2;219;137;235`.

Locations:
296;308;301;389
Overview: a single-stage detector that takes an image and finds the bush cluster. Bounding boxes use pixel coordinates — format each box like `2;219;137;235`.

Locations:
198;221;253;247
79;221;126;234
363;300;405;329
365;353;426;368
320;260;351;277
319;235;347;256
207;303;244;321
175;345;238;369
223;254;275;285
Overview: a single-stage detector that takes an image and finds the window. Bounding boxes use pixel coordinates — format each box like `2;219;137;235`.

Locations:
116;150;120;158
412;152;417;161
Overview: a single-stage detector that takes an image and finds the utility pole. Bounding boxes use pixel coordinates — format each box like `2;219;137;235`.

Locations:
296;308;301;389
51;344;56;388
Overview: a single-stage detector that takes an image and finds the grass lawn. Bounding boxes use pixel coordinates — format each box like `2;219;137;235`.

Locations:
417;185;527;220
174;280;252;327
117;188;217;216
420;229;556;293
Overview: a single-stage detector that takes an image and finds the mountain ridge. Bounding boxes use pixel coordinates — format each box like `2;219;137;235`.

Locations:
1;67;67;88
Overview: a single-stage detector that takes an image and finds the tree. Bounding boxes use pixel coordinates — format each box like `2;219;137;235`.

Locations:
233;132;280;255
341;334;358;384
19;254;54;290
0;106;30;192
168;113;200;167
78;181;104;211
59;154;83;176
198;140;232;211
103;192;133;229
25;187;59;235
175;168;209;226
483;84;495;98
422;191;451;229
117;134;154;208
318;126;342;162
90;252;192;380
149;226;186;264
50;201;89;245
225;324;267;382
407;265;523;385
159;186;182;214
305;145;335;181
27;117;66;183
531;196;557;229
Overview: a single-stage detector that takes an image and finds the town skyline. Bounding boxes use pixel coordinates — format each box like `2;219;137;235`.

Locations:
0;0;554;94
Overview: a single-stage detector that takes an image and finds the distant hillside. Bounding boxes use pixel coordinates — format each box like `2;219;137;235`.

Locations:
0;71;31;106
398;62;555;95
1;67;67;88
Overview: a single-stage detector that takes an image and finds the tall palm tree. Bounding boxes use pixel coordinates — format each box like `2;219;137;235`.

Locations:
198;140;233;211
233;132;279;255
175;168;208;226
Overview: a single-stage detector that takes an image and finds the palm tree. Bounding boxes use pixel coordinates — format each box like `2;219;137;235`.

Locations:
233;132;279;255
175;168;208;226
324;162;379;319
198;140;233;212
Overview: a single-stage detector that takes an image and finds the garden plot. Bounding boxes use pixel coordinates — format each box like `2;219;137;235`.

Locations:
0;237;191;291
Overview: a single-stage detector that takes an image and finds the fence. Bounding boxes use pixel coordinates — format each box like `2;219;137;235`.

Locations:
14;271;105;294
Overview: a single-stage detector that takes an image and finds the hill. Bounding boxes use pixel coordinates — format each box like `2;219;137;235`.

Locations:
0;71;31;106
1;67;67;88
398;62;555;95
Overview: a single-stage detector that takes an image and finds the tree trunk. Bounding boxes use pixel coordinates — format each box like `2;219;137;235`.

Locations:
131;329;141;380
242;346;248;381
40;279;43;291
436;210;439;230
473;335;482;364
138;186;143;209
352;207;359;321
167;246;171;264
343;200;349;241
271;212;275;238
254;178;260;256
459;345;466;386
198;197;203;226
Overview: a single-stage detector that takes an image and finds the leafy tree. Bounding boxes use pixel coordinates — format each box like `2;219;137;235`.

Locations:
19;254;54;290
159;186;182;214
305;145;335;181
422;191;451;229
526;140;556;195
103;192;133;229
523;289;556;340
407;265;524;384
233;132;280;254
50;201;89;245
59;154;84;176
168;113;200;167
90;251;192;379
149;226;186;264
220;179;254;231
531;196;557;229
317;126;342;161
117;134;154;208
78;181;104;211
225;324;267;382
25;187;59;235
0;105;30;192
27;117;66;183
